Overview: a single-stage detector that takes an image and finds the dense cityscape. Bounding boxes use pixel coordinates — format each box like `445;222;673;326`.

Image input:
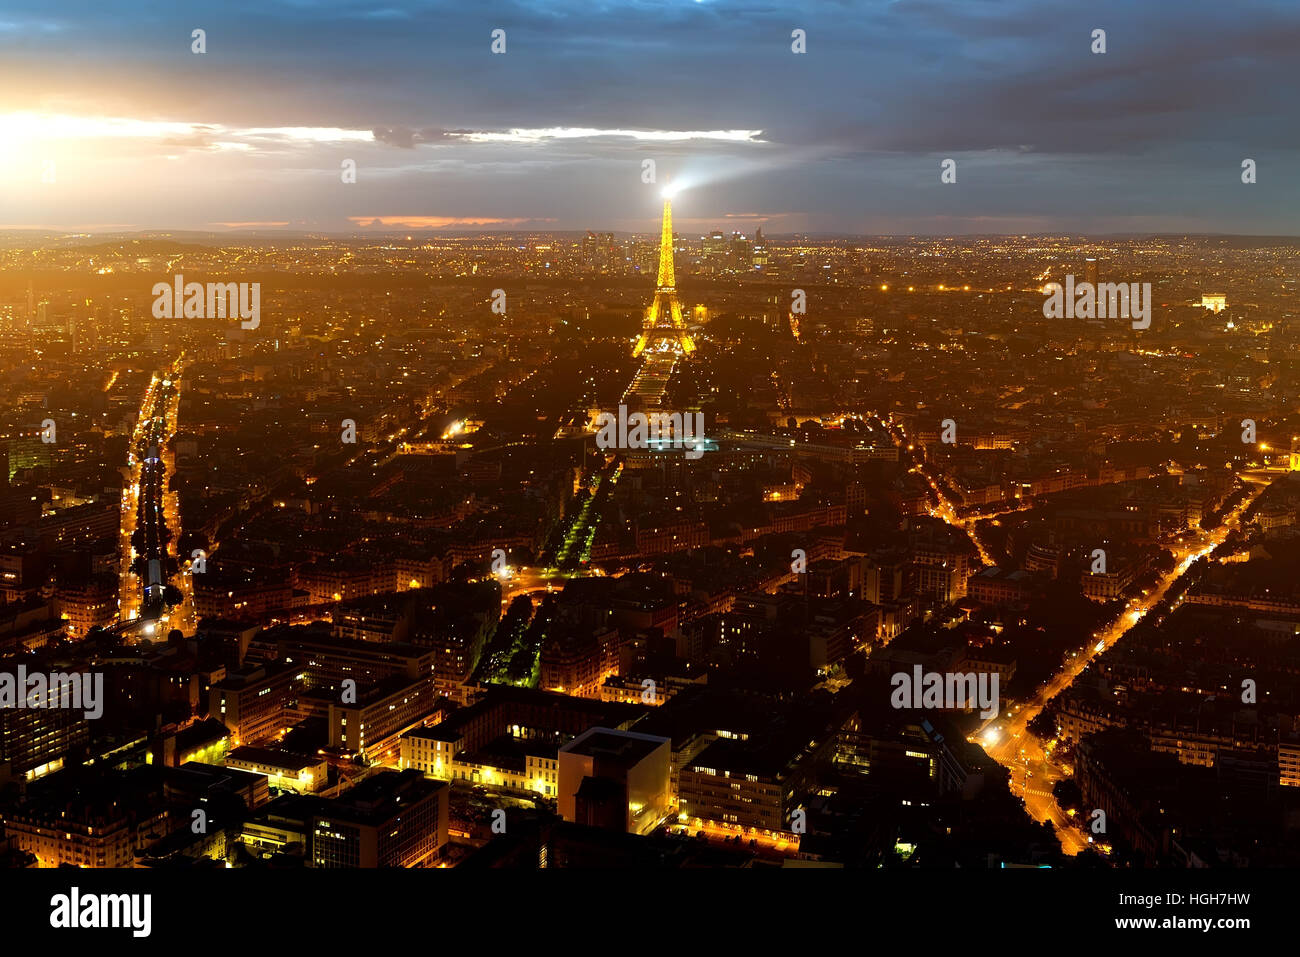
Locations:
1;215;1298;876
0;3;1296;938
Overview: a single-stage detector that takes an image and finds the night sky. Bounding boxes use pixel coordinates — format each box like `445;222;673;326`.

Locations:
3;0;1299;234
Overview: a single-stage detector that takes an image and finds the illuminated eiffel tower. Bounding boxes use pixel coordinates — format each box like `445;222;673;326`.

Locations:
633;194;696;357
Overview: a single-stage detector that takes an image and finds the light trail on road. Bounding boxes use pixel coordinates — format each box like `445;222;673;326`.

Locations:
890;419;1274;854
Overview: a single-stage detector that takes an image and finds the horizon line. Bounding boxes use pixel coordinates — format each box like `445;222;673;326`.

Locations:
3;228;1299;242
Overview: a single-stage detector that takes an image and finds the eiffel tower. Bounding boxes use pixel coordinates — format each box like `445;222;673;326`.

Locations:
633;195;696;356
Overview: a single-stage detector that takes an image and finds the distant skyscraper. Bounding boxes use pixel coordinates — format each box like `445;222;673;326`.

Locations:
581;231;616;272
702;230;726;274
752;226;768;269
728;231;751;270
26;280;34;325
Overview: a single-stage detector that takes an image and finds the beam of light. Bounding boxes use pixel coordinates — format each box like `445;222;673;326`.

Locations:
662;144;844;197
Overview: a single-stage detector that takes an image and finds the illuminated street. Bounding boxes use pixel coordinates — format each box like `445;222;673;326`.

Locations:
116;354;187;637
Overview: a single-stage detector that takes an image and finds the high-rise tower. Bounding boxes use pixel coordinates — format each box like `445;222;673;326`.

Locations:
633;197;695;356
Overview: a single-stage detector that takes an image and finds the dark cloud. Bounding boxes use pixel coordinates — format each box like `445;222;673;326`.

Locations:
1;0;1298;231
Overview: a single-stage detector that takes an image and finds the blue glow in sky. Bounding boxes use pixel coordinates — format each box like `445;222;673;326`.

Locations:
1;0;1298;234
